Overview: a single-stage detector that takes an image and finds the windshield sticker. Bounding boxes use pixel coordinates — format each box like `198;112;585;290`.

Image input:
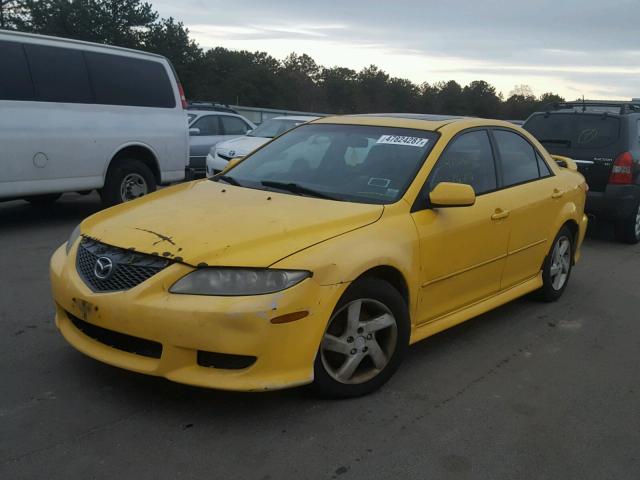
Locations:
368;177;391;188
376;135;429;147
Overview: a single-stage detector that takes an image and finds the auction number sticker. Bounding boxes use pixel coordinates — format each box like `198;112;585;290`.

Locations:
376;135;429;147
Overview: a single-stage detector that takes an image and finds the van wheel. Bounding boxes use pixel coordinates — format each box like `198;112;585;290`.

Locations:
311;278;410;398
614;202;640;244
100;159;156;207
24;193;62;205
536;226;573;302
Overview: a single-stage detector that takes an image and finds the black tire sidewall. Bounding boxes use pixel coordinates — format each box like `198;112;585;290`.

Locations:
312;277;410;398
539;226;574;302
615;202;640;244
100;159;156;207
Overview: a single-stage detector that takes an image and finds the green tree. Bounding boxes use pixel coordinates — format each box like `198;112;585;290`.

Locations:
20;0;157;48
462;80;502;118
434;80;465;115
0;0;28;28
319;67;357;113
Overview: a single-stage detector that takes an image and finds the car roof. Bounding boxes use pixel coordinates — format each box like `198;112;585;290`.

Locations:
313;114;517;131
271;115;320;121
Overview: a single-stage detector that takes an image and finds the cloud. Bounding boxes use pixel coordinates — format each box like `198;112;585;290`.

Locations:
152;0;640;99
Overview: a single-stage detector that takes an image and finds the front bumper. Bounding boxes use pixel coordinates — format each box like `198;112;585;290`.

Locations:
586;184;640;220
50;243;345;391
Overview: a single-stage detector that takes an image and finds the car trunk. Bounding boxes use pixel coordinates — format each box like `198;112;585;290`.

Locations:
524;112;628;192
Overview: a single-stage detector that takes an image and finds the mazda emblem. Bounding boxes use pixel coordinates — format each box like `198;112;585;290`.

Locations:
94;256;114;280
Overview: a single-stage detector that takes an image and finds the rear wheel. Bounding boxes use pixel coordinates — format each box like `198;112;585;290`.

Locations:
536;226;573;302
312;278;409;398
614;202;640;244
24;193;62;205
100;159;156;207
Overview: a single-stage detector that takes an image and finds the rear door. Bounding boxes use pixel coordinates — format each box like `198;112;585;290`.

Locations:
524;113;626;192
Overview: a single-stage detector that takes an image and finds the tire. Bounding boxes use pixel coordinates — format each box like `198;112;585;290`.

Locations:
614;202;640;244
24;193;62;205
536;225;574;302
311;277;410;398
100;159;156;207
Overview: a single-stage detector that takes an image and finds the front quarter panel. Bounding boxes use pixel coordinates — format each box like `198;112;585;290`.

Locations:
271;203;420;324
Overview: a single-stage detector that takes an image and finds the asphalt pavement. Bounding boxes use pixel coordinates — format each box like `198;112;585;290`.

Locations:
1;192;639;479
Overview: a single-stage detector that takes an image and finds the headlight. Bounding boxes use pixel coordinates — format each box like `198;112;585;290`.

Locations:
66;224;81;254
169;268;311;296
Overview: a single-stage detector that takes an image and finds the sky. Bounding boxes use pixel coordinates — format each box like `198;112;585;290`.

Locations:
153;0;640;100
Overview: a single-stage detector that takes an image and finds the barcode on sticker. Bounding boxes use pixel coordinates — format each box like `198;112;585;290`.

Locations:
376;135;428;147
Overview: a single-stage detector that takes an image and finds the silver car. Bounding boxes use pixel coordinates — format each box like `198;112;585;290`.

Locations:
186;111;255;179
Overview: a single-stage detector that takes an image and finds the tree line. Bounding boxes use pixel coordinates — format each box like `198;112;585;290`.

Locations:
1;0;565;118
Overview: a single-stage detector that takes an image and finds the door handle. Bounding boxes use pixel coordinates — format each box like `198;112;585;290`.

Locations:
551;188;565;199
491;208;510;220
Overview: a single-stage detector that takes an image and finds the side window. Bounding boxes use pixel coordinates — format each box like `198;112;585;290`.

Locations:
24;44;92;103
221;116;250;135
0;41;34;101
85;52;175;108
494;130;541;186
191;115;221;136
429;130;497;195
536;152;552;178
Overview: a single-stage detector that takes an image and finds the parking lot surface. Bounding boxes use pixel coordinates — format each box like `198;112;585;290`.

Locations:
1;193;639;479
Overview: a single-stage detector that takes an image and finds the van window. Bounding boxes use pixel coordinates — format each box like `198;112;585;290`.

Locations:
0;41;34;101
221;116;250;135
85;52;175;108
24;44;93;103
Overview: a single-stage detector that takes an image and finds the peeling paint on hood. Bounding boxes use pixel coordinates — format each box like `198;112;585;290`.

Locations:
81;180;384;267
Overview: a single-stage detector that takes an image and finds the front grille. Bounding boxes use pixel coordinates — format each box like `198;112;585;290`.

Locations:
68;313;162;359
217;153;232;161
76;237;171;292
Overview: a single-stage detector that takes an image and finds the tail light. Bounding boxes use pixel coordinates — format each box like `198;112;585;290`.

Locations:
609;152;634;184
178;83;187;109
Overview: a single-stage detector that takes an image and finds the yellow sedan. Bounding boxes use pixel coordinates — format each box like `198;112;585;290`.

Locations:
50;114;588;397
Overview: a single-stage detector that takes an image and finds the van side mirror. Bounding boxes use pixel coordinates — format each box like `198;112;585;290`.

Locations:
429;182;476;208
189;127;200;136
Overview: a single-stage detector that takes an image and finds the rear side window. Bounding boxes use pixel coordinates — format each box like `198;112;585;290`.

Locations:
0;41;34;101
25;44;93;103
524;113;621;149
494;130;540;186
536;152;552;177
85;52;175;108
221;116;250;135
191;115;221;135
429;130;497;195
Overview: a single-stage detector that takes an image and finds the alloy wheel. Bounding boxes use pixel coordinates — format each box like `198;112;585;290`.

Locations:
320;298;398;384
549;236;571;291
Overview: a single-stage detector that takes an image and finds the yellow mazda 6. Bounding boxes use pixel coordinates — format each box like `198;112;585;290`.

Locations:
50;114;588;397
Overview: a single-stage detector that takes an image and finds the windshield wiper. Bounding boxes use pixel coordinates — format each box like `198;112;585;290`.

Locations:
213;175;242;186
260;180;337;200
539;138;572;147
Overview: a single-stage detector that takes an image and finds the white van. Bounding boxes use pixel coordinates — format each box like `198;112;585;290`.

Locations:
0;30;189;206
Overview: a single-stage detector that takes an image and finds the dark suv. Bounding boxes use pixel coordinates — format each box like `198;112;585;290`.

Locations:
524;101;640;244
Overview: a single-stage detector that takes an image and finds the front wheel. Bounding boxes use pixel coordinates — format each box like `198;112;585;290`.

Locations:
312;278;409;398
536;226;574;302
614;202;640;244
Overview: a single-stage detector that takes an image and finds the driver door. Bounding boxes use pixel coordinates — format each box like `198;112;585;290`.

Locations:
411;129;512;324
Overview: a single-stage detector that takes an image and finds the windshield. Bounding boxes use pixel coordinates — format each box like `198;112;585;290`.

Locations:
524;113;621;149
216;123;438;204
248;118;306;138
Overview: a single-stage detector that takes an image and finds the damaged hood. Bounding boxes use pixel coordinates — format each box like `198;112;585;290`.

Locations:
81;180;383;267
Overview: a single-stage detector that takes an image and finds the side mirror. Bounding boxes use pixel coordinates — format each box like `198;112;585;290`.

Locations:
429;182;476;208
220;157;242;174
189;127;200;136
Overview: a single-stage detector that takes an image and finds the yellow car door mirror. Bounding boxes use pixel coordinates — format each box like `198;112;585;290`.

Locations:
429;182;476;208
